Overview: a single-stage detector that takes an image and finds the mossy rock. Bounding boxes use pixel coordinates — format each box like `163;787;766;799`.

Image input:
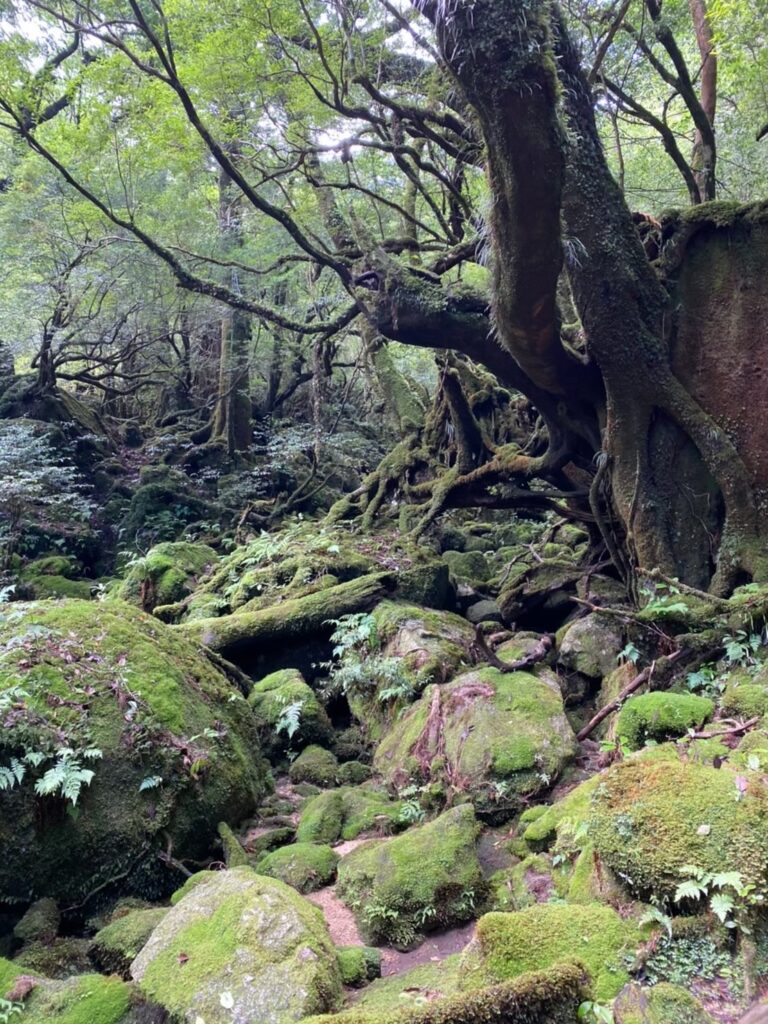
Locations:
459;903;637;1001
89;908;168;978
301;962;589;1024
131;867;342;1023
557;613;624;680
589;756;768;903
520;774;603;850
13;897;60;945
485;855;556;912
441;550;491;586
22;973;132;1024
336;946;382;988
23;555;80;579
722;668;768;719
336;805;485;949
296;787;405;845
249;669;333;755
257;843;340;893
374;667;577;819
116;541;218;612
616;692;714;750
395;563;454;610
289;746;339;787
335;761;372;786
118;482;215;545
614;981;716;1023
371;601;475;692
355;957;460;1008
25;575;95;600
0;600;268;904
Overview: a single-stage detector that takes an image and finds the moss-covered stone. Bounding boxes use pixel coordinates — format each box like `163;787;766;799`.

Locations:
289;745;339;787
13;898;60;945
0;600;267;904
336;946;382;988
370;601;476;692
116;541;217;612
13;937;92;979
374;667;576;819
257;842;339;893
336;805;485;949
0;956;21;997
616;692;714;749
520;774;602;850
25;575;95;600
131;867;342;1022
300;962;589;1024
722;668;768;719
613;981;715;1023
395;563;454;610
335;761;372;786
118;481;214;546
441;550;491;586
297;787;406;844
249;669;333;755
23;555;80;579
557;613;624;679
355;957;460;1008
22;973;132;1024
459;903;637;1001
89;908;167;978
589;756;768;903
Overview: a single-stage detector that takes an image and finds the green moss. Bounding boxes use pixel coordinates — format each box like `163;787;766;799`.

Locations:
23;974;131;1024
297;790;346;844
375;668;576;819
614;981;715;1023
371;601;475;691
13;937;92;979
218;821;249;867
289;745;339;788
249;670;333;755
336;946;382;988
589;757;768;903
301;961;589;1024
336;761;372;786
336;805;485;949
132;867;342;1022
616;692;714;750
521;774;602;849
89;907;167;978
722;671;768;719
485;855;554;912
0;957;21;997
296;787;405;844
0;600;267;905
459;904;637;1001
24;555;79;578
442;550;491;585
257;843;339;893
117;541;217;611
356;957;460;1008
13;897;59;945
26;575;94;600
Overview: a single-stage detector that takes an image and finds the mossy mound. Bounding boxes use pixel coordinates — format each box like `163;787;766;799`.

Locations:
289;745;340;787
614;981;715;1023
459;903;637;1001
442;550;491;586
589;756;768;902
616;692;714;749
89;907;167;978
336;805;485;949
557;613;624;680
249;669;333;755
118;480;215;546
374;667;577;818
22;973;132;1024
721;668;768;719
297;786;406;844
336;946;382;988
371;601;475;692
257;843;340;893
131;867;342;1023
22;575;95;600
301;962;589;1024
0;600;267;904
116;541;217;612
13;937;92;979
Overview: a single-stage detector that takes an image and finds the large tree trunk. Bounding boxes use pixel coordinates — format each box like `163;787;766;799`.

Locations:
411;0;763;593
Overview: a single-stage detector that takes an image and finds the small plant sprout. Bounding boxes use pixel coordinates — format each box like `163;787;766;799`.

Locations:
617;642;640;666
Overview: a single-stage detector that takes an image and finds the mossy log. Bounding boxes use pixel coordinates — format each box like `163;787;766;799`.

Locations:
177;572;395;658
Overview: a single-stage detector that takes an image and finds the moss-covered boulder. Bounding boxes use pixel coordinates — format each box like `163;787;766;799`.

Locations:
297;787;406;845
289;745;339;787
257;843;340;894
374;667;577;818
336;805;485;949
616;692;714;749
441;550;491;587
19;974;132;1024
249;669;333;755
589;756;768;902
118;480;215;546
13;898;60;946
613;981;715;1023
89;907;167;978
131;867;342;1022
13;937;92;978
557;613;624;680
459;903;638;1001
370;601;475;693
722;668;768;719
116;541;217;612
0;600;267;904
335;946;382;988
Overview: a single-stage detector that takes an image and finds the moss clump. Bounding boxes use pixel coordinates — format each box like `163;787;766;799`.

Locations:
257;843;339;894
374;668;576;818
521;774;602;849
131;867;342;1023
336;946;382;988
89;907;167;978
616;692;714;749
13;937;92;978
335;761;372;786
13;897;60;945
23;974;132;1024
613;981;715;1023
301;961;590;1024
249;669;333;755
371;601;475;693
0;600;267;905
25;575;95;600
297;787;405;844
24;555;79;578
336;805;485;949
460;904;637;1001
289;746;339;787
485;855;555;912
442;550;491;586
589;757;768;903
116;541;217;612
721;670;768;719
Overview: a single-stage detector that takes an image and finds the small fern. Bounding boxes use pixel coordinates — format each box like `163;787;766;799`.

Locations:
275;699;304;740
34;747;102;806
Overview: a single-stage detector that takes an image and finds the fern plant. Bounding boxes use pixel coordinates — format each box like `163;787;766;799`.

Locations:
275;698;304;740
34;747;102;806
674;864;763;931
